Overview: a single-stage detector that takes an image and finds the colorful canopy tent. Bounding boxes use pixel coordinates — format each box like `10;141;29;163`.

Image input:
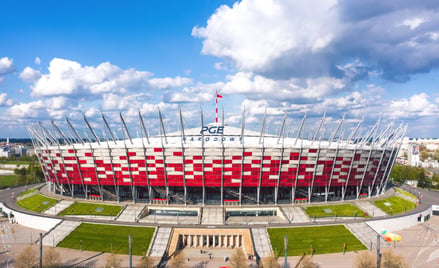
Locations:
381;230;402;242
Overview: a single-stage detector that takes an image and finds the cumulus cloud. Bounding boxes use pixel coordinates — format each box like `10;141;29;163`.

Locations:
19;67;42;82
194;0;439;82
165;82;224;103
7;100;48;119
0;93;14;107
389;93;439;119
31;58;152;96
221;72;347;102
35;57;41;65
30;58;192;98
7;96;75;120
0;57;15;81
193;0;339;78
148;76;192;90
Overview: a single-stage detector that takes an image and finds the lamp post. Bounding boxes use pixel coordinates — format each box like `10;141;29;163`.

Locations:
284;235;288;268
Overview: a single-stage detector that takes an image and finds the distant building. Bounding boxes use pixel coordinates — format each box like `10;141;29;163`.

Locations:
0;144;28;158
407;143;420;167
0;147;11;158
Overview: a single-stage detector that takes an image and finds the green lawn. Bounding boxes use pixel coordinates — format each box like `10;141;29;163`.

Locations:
374;196;416;215
17;193;58;213
0;161;29;166
0;175;19;189
58;202;122;216
304;204;368;218
58;223;155;255
395;188;417;200
268;225;366;256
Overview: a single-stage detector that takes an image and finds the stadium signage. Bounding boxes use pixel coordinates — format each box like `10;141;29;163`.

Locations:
200;126;224;135
183;136;242;142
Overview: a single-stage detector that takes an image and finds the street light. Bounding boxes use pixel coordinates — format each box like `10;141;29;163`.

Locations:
284;235;288;268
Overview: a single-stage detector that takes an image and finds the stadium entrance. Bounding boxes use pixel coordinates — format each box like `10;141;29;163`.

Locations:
167;228;254;258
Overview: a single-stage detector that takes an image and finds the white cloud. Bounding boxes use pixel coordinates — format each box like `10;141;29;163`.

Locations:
19;66;42;82
214;62;227;71
389;93;439;119
401;18;425;30
0;93;14;106
221;72;346;101
0;57;14;74
148;76;192;90
35;57;41;65
31;58;192;97
193;0;339;73
166;82;224;103
85;106;100;117
32;58;153;96
7;100;48;119
194;1;439;82
0;57;15;81
6;96;74;120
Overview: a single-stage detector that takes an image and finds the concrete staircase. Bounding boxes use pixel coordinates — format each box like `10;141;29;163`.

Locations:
201;207;224;225
44;200;74;215
354;201;387;217
345;222;390;250
42;220;81;246
149;227;172;257
251;228;273;258
116;204;145;222
281;206;310;223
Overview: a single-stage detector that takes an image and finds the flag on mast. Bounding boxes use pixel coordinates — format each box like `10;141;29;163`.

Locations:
216;91;222;123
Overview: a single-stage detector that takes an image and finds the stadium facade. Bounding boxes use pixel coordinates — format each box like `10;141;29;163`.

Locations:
28;110;406;205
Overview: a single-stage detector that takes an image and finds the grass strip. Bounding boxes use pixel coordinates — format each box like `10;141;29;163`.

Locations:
58;223;155;255
17;187;39;197
304;204;368;218
395;188;417;200
268;225;366;256
374;196;416;215
16;193;58;213
58;202;122;216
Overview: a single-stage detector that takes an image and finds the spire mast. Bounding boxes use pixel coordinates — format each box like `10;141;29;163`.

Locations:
216;91;223;123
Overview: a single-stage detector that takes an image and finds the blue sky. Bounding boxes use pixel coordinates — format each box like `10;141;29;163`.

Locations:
1;0;439;138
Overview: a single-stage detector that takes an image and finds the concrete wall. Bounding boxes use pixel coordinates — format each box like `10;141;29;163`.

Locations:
366;207;432;233
0;203;62;231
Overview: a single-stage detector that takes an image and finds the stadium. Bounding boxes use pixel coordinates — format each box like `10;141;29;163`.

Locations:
28;109;406;206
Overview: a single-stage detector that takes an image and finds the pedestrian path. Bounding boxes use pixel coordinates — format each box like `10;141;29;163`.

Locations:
42;220;81;247
44;200;74;215
251;228;273;258
116;204;145;222
201;207;224;225
345;222;390;250
149;227;172;257
354;201;387;217
281;206;310;223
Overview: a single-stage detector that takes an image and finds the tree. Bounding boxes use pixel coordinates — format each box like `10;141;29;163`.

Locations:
420;150;429;161
417;170;431;188
432;174;439;188
43;247;62;268
353;251;376;268
104;253;121;268
382;249;408;268
137;256;155;268
15;245;38;268
168;251;187;268
230;248;248;268
259;255;280;268
300;255;318;268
